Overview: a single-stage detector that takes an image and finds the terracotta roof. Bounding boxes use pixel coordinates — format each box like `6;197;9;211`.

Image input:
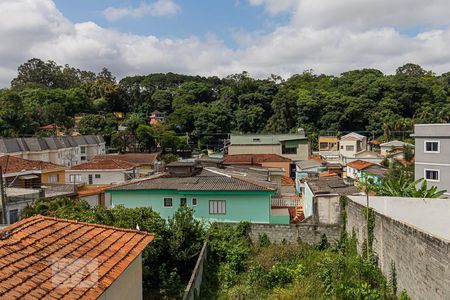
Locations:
224;154;291;165
70;159;137;170
309;155;326;164
281;176;295;186
109;169;274;191
319;172;338;177
0;155;65;174
346;160;375;171
93;153;160;165
0;215;153;299
77;185;113;197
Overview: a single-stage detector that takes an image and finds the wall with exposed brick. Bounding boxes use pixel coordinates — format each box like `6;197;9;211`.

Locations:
346;198;450;300
247;222;341;244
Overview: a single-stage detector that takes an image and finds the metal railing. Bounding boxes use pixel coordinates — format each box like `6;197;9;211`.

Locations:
271;197;303;207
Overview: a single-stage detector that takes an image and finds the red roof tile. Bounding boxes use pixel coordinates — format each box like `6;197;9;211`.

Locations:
346;160;375;171
0;155;65;174
0;215;153;299
224;154;291;165
281;175;295;186
94;153;160;165
70;159;137;170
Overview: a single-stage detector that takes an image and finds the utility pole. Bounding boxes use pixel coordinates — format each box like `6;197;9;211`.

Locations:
0;167;7;224
365;177;370;259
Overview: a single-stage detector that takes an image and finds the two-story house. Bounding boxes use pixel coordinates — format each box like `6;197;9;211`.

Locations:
66;159;137;185
412;123;450;197
228;130;309;161
339;132;382;164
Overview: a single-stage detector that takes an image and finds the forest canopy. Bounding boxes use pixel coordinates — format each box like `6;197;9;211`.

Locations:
1;58;449;147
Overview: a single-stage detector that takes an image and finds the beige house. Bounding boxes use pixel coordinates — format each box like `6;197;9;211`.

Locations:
228;131;309;161
0;215;153;299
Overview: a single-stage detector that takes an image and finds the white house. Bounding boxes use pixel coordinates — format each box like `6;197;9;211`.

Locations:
66;159;137;185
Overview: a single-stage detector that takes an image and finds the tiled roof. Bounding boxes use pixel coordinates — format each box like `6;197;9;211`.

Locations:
0;215;153;299
0;155;65;174
380;140;414;148
224;154;291;165
109;169;274;191
70;159;137;170
307;176;358;195
94;153;160;165
281;176;295;186
340;132;366;141
346;160;375;171
77;185;113;197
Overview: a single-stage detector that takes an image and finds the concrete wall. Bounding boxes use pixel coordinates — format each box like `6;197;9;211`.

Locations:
247;223;341;244
346;199;450;300
261;161;291;176
98;254;143;300
315;195;341;225
182;242;208;300
228;143;309;161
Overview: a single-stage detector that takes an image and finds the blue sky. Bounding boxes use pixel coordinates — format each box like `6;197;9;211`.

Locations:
2;0;450;87
53;0;290;48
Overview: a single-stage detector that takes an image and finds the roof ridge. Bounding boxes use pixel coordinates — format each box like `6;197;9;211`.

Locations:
229;174;275;191
1;215;153;237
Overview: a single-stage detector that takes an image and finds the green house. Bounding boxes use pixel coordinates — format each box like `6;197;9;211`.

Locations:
107;167;290;224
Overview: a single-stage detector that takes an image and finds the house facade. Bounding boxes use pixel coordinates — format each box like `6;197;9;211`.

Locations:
339;133;383;164
228;131;309;161
107;168;290;224
412;123;450;197
94;152;161;177
346;160;387;185
0;135;105;167
380;140;414;156
223;154;292;176
66;159;137;185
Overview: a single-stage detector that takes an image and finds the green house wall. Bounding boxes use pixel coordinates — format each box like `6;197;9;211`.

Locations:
108;190;272;224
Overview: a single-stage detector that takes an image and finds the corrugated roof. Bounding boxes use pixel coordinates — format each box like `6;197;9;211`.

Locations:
70;159;137;170
0;215;153;299
380;140;414;148
109;169;274;191
346;160;375;170
307;176;358;195
340;132;366;141
0;155;65;174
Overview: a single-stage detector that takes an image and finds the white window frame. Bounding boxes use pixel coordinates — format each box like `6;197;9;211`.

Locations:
424;168;440;182
48;174;59;183
180;197;187;207
163;198;173;208
424;140;440;153
209;200;226;215
69;174;81;183
346;145;355;152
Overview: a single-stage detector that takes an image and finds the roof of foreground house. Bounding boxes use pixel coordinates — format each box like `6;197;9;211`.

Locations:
94;153;160;165
70;159;137;170
346;160;376;171
306;176;358;196
224;154;291;165
109;169;275;192
0;155;65;174
0;215;153;299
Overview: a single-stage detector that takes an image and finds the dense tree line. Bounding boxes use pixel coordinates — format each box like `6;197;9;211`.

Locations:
1;58;449;148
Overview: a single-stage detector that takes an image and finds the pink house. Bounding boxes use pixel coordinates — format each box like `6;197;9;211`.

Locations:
149;111;165;124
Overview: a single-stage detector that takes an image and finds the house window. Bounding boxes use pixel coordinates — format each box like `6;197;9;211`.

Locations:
48;174;59;183
346;145;355;151
164;198;173;207
88;174;93;184
209;200;226;214
282;145;297;155
81;147;86;154
81;156;86;161
69;174;81;183
9;209;19;224
424;169;440;182
319;142;329;149
192;198;197;206
95;174;101;179
180;198;187;207
253;138;261;142
424;141;440;153
340;145;344;149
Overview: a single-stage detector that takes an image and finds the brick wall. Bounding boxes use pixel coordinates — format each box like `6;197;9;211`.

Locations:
247;223;341;245
346;198;450;300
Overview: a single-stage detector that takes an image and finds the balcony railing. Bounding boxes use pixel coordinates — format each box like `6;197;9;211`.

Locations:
271;197;303;207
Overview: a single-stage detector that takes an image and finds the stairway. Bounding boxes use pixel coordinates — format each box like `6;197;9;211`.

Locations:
293;206;304;222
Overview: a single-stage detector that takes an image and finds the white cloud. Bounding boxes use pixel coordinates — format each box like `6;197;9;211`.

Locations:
2;0;450;87
248;0;298;15
103;0;180;21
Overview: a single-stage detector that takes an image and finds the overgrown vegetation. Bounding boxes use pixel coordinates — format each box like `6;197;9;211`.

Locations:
201;223;410;300
21;198;206;299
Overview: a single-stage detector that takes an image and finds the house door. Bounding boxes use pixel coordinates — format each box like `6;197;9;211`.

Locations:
88;174;93;184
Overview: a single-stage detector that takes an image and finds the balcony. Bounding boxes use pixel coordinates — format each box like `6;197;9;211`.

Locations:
271;196;303;207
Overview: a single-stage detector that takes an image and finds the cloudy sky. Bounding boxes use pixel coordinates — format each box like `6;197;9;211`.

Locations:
1;0;450;87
